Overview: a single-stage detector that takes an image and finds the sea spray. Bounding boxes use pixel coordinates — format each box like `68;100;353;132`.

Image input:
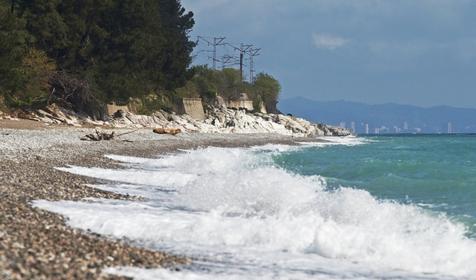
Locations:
35;138;476;279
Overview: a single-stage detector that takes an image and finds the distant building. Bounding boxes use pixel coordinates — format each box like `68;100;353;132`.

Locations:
448;122;453;134
339;121;346;129
403;121;408;130
350;121;356;133
365;123;369;134
374;128;380;134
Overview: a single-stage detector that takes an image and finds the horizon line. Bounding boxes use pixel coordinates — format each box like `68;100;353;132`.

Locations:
281;96;476;110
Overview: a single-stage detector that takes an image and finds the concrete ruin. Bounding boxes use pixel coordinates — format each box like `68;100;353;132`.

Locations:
227;93;254;111
179;98;205;120
106;102;130;116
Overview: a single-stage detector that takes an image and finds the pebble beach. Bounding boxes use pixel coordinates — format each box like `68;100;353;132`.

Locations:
0;120;307;279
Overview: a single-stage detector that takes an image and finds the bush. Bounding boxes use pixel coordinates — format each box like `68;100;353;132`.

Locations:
253;73;281;113
48;72;104;119
181;66;281;112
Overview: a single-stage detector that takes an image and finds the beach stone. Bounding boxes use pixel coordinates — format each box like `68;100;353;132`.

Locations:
0;142;189;279
5;100;352;137
0;127;315;279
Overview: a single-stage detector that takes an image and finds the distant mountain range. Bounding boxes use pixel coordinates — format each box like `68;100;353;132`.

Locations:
279;97;476;134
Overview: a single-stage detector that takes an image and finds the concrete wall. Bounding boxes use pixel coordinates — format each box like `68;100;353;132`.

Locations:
180;98;205;120
227;100;254;111
106;102;130;116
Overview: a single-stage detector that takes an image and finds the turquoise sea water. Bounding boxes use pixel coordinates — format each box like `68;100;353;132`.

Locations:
276;135;476;237
35;135;476;279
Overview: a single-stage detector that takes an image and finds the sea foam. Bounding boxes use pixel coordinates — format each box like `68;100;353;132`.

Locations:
34;142;476;279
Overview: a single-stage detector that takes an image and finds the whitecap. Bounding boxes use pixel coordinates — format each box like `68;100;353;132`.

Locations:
36;143;476;280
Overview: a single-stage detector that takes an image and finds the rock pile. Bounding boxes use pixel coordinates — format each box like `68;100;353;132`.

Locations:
110;106;351;137
8;104;106;127
8;104;351;137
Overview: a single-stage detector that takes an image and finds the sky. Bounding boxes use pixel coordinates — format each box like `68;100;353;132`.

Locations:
181;0;476;108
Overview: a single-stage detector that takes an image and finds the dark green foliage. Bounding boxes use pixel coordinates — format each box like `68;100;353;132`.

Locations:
184;66;247;100
135;93;177;115
0;2;31;96
179;66;281;112
5;48;57;109
0;3;60;109
253;73;281;113
0;0;281;115
16;0;69;60
1;0;195;114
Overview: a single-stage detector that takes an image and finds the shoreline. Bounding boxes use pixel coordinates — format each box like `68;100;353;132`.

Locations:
0;125;318;279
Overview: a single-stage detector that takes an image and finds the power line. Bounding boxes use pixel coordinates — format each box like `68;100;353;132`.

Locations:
226;43;253;81
197;36;226;69
220;54;240;70
247;47;261;83
195;35;261;82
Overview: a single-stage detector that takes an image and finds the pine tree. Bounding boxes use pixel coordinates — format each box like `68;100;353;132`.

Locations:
0;2;31;96
2;0;198;112
13;0;195;102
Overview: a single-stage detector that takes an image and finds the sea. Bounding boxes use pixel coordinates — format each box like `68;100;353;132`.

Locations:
35;135;476;279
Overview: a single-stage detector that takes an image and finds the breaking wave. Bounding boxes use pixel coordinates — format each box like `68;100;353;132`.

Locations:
34;141;476;279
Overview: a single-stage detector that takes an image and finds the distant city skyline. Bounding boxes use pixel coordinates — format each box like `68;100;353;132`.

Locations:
337;120;453;135
279;97;476;133
282;96;476;110
183;0;476;108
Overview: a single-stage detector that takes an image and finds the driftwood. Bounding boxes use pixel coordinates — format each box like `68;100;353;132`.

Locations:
80;129;140;141
153;127;181;136
81;127;181;141
81;129;115;141
116;129;140;137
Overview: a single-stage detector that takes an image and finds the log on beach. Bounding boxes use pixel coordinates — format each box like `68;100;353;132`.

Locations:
81;130;115;141
153;127;182;136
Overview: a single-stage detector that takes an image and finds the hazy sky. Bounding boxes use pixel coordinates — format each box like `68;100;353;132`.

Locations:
181;0;476;107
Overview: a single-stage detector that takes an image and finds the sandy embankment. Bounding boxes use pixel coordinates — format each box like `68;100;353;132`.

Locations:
0;124;307;279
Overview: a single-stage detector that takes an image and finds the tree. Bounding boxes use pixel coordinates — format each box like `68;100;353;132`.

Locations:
13;0;195;103
253;73;281;113
0;2;30;96
219;68;243;98
68;0;196;100
13;48;56;107
16;0;69;60
179;66;281;113
0;1;288;116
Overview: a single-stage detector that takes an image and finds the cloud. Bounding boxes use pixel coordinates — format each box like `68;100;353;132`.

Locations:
312;33;349;50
